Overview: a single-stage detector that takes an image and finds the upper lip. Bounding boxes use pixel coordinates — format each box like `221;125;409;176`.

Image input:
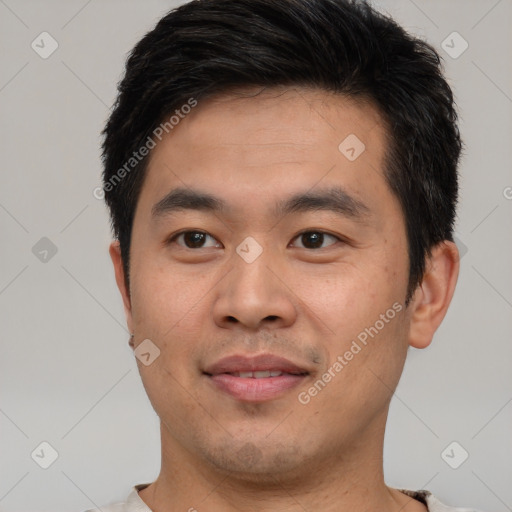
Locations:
204;354;310;375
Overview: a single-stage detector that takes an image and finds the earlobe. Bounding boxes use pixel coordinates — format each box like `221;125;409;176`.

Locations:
109;240;134;335
408;240;460;349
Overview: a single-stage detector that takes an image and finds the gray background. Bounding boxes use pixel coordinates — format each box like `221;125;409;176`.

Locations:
1;0;511;511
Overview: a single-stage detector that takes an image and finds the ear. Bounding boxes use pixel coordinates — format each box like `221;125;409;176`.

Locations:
109;240;134;338
407;240;460;349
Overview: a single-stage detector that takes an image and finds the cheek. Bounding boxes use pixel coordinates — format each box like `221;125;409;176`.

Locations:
137;355;203;437
130;254;216;333
129;257;218;382
292;257;409;391
291;259;405;340
300;301;408;426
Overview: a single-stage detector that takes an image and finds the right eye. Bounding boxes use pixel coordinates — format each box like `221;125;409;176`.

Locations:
166;230;222;249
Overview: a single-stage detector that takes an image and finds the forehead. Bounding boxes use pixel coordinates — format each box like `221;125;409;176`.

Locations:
138;86;393;221
156;86;385;162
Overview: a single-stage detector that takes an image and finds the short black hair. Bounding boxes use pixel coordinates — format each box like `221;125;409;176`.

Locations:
101;0;462;304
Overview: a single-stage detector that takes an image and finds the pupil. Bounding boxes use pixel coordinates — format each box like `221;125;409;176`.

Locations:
182;232;325;249
185;231;205;248
303;232;323;248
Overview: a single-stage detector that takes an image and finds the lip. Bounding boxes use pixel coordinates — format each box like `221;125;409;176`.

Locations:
203;354;309;403
204;354;309;375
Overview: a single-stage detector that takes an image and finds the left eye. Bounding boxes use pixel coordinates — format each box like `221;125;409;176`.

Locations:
291;231;340;249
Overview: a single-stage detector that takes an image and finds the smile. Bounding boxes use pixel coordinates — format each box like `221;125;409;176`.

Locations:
203;354;310;402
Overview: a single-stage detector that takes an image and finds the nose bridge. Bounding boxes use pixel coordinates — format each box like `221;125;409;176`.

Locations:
231;237;278;302
213;237;296;329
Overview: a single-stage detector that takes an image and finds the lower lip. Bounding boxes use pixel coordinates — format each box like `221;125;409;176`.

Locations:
207;373;306;402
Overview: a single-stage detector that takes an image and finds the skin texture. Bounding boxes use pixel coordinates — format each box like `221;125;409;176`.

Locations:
110;86;459;511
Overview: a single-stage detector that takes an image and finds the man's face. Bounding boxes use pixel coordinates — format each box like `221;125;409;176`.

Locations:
118;87;413;478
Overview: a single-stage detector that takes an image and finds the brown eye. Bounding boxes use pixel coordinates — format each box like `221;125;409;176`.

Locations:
170;230;220;249
292;231;340;249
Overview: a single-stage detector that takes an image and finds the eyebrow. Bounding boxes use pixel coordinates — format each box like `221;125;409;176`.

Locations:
151;185;370;222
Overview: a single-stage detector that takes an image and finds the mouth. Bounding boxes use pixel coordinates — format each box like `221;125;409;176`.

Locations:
203;354;310;402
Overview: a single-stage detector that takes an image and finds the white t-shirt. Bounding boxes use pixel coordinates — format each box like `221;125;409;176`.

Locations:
85;484;484;512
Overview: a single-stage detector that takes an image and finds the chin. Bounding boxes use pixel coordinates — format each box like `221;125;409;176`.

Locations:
199;439;308;483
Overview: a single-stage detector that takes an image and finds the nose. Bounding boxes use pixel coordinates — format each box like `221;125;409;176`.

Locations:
212;243;297;331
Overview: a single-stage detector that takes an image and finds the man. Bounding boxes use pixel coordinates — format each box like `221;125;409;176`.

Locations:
91;0;481;510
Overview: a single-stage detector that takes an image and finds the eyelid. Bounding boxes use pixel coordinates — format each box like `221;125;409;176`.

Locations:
290;230;344;249
166;228;347;250
166;229;221;247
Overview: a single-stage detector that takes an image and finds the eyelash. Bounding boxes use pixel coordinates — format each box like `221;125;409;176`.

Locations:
166;229;345;250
